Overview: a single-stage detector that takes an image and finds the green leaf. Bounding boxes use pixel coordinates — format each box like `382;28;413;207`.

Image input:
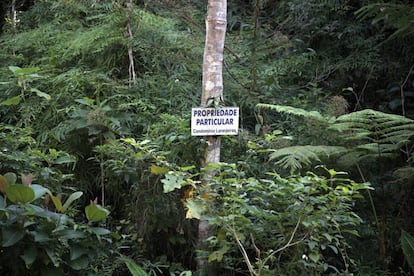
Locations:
70;244;88;261
45;247;60;267
90;227;111;235
4;173;16;185
8;65;21;73
61;191;83;213
161;172;185;193
20;246;37;266
5;184;35;203
31;230;52;242
184;200;203;219
401;230;414;271
9;65;39;75
2;225;25;247
58;229;86;239
208;244;230;262
150;164;169;175
75;97;95;107
120;256;149;276
85;203;110;222
51;195;63;212
0;96;21;106
31;88;51;100
69;255;89;270
31;184;50;201
308;252;321;263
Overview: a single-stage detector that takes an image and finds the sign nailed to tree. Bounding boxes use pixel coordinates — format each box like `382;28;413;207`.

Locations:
191;107;239;136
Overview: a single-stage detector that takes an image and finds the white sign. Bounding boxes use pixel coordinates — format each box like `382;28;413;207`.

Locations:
191;107;239;136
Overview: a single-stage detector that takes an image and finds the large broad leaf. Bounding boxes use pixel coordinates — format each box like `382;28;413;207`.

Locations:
120;256;149;276
85;203;109;222
2;225;25;247
5;184;35;204
161;172;185;193
401;230;414;271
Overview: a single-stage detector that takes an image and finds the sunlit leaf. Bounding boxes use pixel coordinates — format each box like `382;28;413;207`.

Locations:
51;195;63;212
184;200;203;219
31;88;51;100
150;164;169;175
31;184;50;201
85;203;109;222
161;172;185;193
61;191;83;213
0;96;21;106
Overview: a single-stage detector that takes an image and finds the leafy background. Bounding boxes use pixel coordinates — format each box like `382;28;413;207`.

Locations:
0;0;413;275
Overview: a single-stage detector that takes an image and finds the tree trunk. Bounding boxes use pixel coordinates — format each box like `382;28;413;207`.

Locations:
197;0;227;274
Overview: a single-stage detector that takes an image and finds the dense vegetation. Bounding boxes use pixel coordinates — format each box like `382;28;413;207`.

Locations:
0;0;413;275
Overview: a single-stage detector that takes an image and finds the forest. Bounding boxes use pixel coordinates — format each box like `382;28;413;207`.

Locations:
0;0;413;275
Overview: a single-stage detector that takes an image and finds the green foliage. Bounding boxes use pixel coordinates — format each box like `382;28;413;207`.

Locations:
401;230;414;272
121;256;149;276
0;0;412;274
187;164;370;275
356;3;414;40
269;145;348;174
257;103;414;172
0;173;112;275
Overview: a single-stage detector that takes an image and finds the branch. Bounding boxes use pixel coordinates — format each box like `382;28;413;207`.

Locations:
231;227;258;276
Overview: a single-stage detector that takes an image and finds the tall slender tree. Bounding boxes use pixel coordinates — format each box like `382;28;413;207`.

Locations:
197;0;227;273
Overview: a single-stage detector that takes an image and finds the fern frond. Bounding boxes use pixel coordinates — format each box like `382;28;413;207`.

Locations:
256;104;326;121
355;3;414;39
332;109;414;149
269;146;347;173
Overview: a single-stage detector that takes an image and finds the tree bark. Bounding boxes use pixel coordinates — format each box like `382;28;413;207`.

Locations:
197;0;227;274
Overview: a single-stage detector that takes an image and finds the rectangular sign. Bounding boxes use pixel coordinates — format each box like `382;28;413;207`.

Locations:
191;107;239;136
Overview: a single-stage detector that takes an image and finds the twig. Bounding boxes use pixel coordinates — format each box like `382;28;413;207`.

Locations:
232;227;257;276
262;218;302;265
400;64;414;117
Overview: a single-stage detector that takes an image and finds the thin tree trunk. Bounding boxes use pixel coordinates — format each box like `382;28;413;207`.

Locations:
197;0;227;274
127;0;136;86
